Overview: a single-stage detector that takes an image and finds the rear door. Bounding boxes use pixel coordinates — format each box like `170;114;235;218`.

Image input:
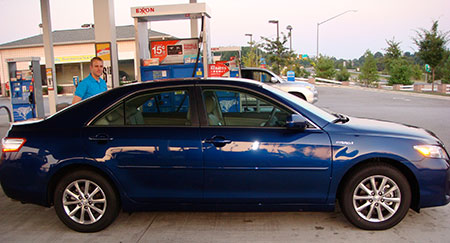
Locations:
81;85;203;203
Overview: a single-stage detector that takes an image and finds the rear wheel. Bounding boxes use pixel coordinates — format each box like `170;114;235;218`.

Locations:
339;163;411;230
54;170;119;232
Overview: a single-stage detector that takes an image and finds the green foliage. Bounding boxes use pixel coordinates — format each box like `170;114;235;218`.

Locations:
439;52;450;83
411;64;424;80
387;59;414;85
359;50;379;86
435;50;450;81
336;66;350;81
242;43;261;67
314;56;336;79
297;68;311;78
282;64;311;78
382;37;417;85
384;38;402;73
414;20;449;83
385;38;402;59
261;33;295;75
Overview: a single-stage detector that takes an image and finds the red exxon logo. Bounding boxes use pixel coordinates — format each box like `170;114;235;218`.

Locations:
136;8;155;14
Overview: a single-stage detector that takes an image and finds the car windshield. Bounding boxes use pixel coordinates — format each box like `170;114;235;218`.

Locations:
262;84;336;123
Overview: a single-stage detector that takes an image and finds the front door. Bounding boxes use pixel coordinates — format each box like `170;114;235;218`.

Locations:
199;87;332;204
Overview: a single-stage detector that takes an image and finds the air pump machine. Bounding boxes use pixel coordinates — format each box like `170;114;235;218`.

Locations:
6;57;45;122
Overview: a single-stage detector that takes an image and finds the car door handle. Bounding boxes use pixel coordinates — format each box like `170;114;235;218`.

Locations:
88;134;114;142
203;136;232;147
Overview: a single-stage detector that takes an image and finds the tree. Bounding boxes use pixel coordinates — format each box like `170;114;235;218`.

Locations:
336;65;350;81
414;20;449;91
384;38;402;73
411;64;424;80
359;50;379;86
388;59;413;85
435;49;450;82
261;33;295;74
385;38;402;59
438;51;450;83
383;38;416;85
313;56;336;79
242;42;261;67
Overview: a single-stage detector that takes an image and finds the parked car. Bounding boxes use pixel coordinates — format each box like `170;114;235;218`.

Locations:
1;78;449;232
241;67;318;103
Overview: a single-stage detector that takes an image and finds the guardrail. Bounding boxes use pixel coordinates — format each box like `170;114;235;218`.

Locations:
315;77;342;85
421;86;438;92
400;85;414;91
282;76;450;95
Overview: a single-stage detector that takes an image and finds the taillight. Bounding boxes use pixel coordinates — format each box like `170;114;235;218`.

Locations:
2;138;27;152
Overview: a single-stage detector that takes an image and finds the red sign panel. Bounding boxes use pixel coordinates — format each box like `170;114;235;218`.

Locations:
150;39;198;64
209;64;229;77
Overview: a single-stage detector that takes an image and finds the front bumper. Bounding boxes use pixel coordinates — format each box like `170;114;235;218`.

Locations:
415;157;450;208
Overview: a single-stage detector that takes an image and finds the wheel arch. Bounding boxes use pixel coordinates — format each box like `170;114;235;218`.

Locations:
288;91;306;100
47;163;122;207
336;157;420;212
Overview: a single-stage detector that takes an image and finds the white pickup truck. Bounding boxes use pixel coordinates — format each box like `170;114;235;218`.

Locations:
241;67;318;103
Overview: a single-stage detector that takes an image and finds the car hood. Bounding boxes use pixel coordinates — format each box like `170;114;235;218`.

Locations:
271;82;311;89
334;117;442;145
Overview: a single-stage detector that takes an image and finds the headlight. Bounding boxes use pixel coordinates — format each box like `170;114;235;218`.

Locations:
414;145;449;159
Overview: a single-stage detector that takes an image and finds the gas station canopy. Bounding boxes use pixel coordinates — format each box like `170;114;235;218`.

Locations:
131;3;211;22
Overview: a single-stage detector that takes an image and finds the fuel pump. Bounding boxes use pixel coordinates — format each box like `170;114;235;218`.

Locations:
131;3;212;82
210;46;242;78
6;57;45;122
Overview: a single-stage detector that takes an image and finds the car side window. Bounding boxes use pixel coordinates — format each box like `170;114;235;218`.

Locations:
254;71;272;83
92;89;191;126
92;103;125;126
202;89;292;127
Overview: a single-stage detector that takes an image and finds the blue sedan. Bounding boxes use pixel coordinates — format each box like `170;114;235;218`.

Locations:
1;78;449;232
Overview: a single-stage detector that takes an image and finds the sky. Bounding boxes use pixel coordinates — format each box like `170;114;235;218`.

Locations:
0;0;449;59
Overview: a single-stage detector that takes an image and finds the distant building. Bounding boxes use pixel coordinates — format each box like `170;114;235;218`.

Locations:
0;25;172;95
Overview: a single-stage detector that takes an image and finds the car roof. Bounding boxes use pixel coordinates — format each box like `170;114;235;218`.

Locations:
241;67;269;71
122;77;264;89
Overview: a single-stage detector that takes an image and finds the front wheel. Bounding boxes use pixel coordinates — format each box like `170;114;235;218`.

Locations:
339;163;411;230
54;170;120;232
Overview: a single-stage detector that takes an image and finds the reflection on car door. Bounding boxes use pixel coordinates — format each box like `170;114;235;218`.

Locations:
81;86;203;203
199;87;332;204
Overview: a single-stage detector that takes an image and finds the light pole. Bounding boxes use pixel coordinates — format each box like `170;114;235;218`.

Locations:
286;25;293;51
316;10;357;58
245;33;253;45
268;20;279;40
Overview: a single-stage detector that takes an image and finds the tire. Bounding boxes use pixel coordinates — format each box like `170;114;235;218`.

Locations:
54;170;120;232
339;163;411;230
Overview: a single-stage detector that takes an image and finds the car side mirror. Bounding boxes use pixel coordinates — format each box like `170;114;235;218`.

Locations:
286;114;307;131
270;77;279;83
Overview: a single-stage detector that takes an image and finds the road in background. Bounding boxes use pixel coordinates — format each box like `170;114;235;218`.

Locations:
1;86;450;242
316;85;450;147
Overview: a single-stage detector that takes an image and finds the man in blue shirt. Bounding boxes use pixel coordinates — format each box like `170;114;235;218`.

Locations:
72;57;107;104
